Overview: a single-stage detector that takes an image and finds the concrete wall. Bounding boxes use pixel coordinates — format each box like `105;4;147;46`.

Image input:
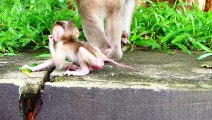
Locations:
36;85;212;120
0;84;22;120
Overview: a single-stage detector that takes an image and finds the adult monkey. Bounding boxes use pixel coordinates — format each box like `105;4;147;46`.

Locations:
76;0;136;60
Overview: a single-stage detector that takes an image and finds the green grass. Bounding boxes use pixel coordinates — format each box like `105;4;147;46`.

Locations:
131;0;212;59
0;0;81;53
0;0;212;59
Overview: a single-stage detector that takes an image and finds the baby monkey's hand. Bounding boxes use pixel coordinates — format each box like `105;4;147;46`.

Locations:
48;35;55;48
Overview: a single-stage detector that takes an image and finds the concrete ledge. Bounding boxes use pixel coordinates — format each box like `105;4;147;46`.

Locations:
1;51;212;120
37;82;212;120
0;52;48;120
0;83;21;120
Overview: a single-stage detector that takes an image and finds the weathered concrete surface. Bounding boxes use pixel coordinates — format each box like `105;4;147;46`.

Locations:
36;51;212;120
49;50;212;90
0;83;21;120
1;50;212;120
0;51;47;120
37;85;212;120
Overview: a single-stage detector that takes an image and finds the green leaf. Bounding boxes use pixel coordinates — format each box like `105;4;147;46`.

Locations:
192;40;212;52
198;53;212;60
188;14;195;35
20;68;33;77
177;43;191;55
31;63;39;67
171;33;189;44
35;53;51;58
33;45;41;50
166;49;174;55
161;26;192;43
8;47;14;53
20;38;31;47
161;31;176;43
3;53;17;56
19;68;32;73
130;35;140;42
136;39;161;49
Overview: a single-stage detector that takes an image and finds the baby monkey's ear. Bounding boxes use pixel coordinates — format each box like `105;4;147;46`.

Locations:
60;31;78;43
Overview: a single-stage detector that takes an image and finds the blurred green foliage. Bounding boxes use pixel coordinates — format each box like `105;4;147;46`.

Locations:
0;0;212;59
0;0;81;53
131;0;212;59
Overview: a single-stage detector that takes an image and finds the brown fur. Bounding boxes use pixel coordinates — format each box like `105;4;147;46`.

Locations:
52;21;77;34
205;0;212;12
61;31;78;42
82;43;105;58
61;31;105;58
76;0;136;60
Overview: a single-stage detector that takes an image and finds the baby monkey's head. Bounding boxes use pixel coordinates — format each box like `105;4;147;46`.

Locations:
52;21;79;42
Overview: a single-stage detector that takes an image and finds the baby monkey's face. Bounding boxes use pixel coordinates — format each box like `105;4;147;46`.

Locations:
52;25;65;42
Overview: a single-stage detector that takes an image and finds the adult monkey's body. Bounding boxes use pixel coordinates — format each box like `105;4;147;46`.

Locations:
76;0;136;59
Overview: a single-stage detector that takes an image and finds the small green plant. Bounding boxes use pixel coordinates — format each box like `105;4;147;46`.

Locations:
54;77;65;82
131;0;212;59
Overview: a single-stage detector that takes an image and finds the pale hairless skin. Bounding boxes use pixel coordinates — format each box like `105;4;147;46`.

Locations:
52;31;134;76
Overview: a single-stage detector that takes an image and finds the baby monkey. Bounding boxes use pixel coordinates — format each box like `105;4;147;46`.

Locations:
21;21;133;76
21;21;79;72
52;31;134;76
